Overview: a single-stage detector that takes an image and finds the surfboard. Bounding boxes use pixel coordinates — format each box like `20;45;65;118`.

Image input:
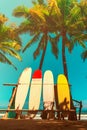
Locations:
29;69;42;118
15;67;32;110
57;74;71;110
43;70;54;110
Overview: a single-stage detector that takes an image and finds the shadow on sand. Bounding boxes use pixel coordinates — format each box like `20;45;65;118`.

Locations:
0;119;87;130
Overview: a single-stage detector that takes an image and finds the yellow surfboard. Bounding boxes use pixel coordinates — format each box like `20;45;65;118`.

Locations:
57;74;71;110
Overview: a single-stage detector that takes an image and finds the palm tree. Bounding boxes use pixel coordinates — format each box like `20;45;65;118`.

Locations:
46;0;87;113
0;14;22;119
13;1;59;69
0;14;22;70
46;0;87;81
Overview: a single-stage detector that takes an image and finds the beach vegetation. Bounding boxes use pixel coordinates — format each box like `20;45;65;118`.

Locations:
0;14;22;70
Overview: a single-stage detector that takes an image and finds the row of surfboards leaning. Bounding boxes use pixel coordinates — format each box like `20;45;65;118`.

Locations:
15;67;71;113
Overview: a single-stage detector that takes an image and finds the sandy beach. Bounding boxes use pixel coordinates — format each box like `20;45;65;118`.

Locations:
0;119;87;130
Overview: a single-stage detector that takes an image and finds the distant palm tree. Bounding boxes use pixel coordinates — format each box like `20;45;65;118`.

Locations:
0;14;22;70
13;1;59;69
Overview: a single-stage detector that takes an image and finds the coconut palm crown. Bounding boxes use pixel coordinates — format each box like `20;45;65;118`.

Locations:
13;0;87;76
13;0;60;70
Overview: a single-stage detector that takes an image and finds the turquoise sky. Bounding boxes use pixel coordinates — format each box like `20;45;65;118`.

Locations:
0;0;87;110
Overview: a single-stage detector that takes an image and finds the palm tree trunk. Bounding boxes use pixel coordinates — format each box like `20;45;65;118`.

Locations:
62;36;75;109
39;34;48;69
62;36;68;80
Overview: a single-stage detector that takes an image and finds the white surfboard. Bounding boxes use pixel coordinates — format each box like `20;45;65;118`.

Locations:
15;67;32;109
29;70;42;118
43;70;54;110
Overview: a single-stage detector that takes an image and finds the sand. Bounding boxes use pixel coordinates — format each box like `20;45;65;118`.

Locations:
0;119;87;130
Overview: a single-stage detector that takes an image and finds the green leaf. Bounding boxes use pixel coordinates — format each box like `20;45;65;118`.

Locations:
0;52;17;70
13;6;29;17
81;50;87;61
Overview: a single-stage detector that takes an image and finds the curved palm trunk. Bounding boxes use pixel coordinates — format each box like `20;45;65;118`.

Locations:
62;36;74;109
62;36;77;120
39;34;48;70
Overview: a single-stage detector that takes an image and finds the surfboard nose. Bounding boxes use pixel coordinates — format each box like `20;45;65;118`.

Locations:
32;70;42;78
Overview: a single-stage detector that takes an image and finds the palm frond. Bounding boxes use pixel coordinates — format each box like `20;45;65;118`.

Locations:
0;52;17;70
78;40;86;48
47;0;61;16
81;50;87;61
50;41;58;58
29;5;46;23
67;41;74;53
0;41;21;51
49;35;60;58
0;13;22;69
0;14;8;23
68;34;86;52
0;45;22;61
69;4;83;24
17;20;31;34
13;6;29;17
37;0;45;5
22;32;40;52
32;0;45;5
33;34;45;59
17;20;39;35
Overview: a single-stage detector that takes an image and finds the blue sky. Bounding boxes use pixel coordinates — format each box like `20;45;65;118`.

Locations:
0;0;87;110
